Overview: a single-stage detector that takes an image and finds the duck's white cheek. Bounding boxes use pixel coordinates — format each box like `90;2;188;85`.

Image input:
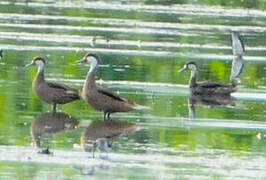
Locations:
86;56;97;63
35;60;45;70
188;65;196;71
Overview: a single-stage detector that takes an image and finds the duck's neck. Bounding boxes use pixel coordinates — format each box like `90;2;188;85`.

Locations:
83;61;98;92
232;33;237;41
189;69;197;87
34;65;45;83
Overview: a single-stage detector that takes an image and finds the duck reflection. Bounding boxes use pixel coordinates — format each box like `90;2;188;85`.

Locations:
81;120;135;157
188;94;235;118
31;112;79;149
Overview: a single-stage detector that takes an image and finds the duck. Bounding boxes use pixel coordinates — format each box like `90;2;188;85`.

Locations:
179;61;237;95
230;32;245;82
76;53;148;120
26;57;80;112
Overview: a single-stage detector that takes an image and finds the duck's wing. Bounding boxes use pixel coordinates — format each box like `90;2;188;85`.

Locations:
47;81;69;90
47;81;79;95
199;81;225;88
232;33;245;56
198;81;237;95
98;88;128;102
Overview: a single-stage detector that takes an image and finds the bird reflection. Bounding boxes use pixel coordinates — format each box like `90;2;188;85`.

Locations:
31;112;79;151
81;120;135;157
188;94;235;118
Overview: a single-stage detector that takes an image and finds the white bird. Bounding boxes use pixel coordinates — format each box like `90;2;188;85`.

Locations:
231;32;245;58
230;32;245;82
230;55;244;82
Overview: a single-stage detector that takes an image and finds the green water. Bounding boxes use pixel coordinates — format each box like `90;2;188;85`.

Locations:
0;0;266;179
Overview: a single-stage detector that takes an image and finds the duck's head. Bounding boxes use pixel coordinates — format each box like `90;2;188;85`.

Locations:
76;53;101;73
76;53;101;65
179;61;198;73
26;57;46;69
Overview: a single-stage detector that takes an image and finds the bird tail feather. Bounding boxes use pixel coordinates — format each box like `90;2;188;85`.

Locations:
133;104;150;110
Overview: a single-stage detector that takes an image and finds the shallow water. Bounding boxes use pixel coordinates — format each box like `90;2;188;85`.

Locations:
0;0;266;179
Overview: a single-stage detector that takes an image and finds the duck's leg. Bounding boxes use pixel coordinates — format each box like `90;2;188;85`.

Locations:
92;143;96;158
107;113;111;120
38;146;51;155
104;112;111;121
104;112;107;121
52;103;57;113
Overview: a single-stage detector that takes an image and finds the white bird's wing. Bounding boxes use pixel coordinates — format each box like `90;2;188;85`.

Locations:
230;56;244;82
232;33;245;57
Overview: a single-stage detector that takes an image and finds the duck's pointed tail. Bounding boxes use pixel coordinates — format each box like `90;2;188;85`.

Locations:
133;103;150;110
